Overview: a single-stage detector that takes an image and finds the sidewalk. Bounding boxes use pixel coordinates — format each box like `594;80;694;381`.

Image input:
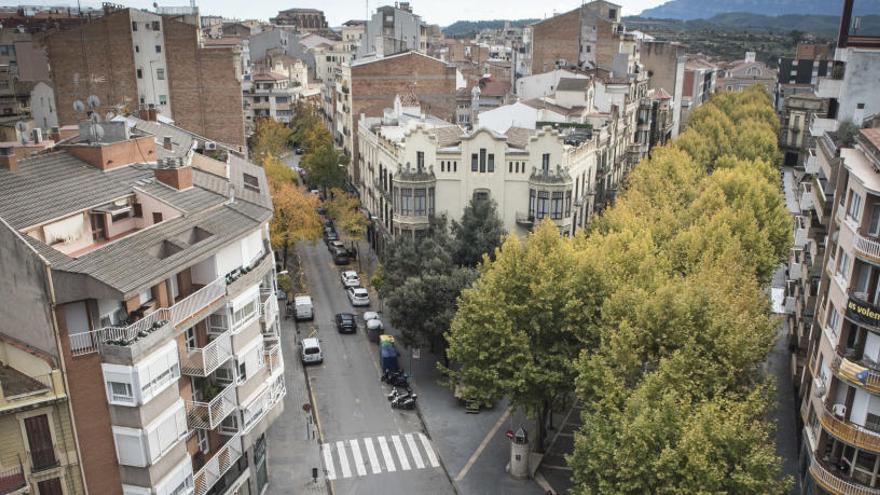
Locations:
355;240;545;495
266;313;330;495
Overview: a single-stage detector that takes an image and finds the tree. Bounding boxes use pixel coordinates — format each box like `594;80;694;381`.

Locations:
451;198;506;267
251;118;293;162
444;221;603;451
262;154;298;185
301;143;348;192
324;187;368;242
269;181;323;264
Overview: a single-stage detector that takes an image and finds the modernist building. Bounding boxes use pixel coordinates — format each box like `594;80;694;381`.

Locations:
0;117;284;495
270;8;328;32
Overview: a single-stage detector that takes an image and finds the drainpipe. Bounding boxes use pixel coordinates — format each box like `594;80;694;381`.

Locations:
43;265;90;494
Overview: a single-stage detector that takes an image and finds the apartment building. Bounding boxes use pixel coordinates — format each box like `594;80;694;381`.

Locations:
680;55;718;129
43;6;246;149
341;20;366;55
357;3;425;58
640;40;686;137
358;96;602;254
528;0;624;74
0;335;85;494
716;52;778;94
270;8;328;32
244;71;297;127
781;95;829;167
0;118;285;495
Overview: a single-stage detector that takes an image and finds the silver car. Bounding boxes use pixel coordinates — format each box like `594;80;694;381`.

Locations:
340;270;360;288
347;287;370;307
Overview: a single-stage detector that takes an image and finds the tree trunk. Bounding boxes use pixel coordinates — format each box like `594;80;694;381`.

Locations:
535;400;550;454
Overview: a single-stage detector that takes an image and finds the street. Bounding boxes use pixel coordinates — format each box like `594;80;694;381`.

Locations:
295;240;456;495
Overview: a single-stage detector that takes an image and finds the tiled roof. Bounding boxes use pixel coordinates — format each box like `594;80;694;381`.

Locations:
479;80;510;97
505;126;532;149
252;71;286;81
431;126;464;147
861;128;880;152
556;78;590;92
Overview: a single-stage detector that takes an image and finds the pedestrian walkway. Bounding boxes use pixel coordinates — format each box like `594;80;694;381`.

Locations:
320;432;441;480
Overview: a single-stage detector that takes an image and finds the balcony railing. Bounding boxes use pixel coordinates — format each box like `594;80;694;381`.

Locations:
0;461;25;494
854;231;880;265
186;382;237;430
241;374;285;434
194;433;243;495
181;331;233;377
70;276;226;357
259;290;278;336
809;456;880;495
832;354;880;395
265;344;282;375
818;403;880;452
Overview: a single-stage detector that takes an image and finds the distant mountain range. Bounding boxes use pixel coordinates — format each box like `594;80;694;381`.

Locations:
443;19;538;38
638;0;879;21
626;12;880;39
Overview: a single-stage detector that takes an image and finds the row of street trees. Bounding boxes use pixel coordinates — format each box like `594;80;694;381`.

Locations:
376;199;506;358
444;86;793;492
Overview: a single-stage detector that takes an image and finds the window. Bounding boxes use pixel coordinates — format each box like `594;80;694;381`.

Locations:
24;414;57;471
551;192;564;219
197;429;209;454
608;8;617;19
151;21;160;31
159;95;167;105
417;151;424;170
132;21;138;31
453;161;457;172
233;299;258;330
156;68;165;80
184;327;196;349
858;103;866;110
536;191;549;219
838;251;851;280
849;191;863;222
428;187;435;216
144;400;187;463
135;45;140;53
136;68;143;79
112;209;131;222
243;173;260;192
471;153;478;172
133;203;143;218
529;189;536;218
140;288;153;305
155;45;162;53
828;306;841;335
509;162;513;173
474;190;489;202
401;188;413;216
488;153;494;173
108;382;134;403
479;149;486;173
542;153;550;174
37;478;63;495
414;189;426;216
870;205;880;236
565;191;572;216
238;361;247;382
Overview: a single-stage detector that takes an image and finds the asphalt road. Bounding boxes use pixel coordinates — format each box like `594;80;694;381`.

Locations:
296;240;456;495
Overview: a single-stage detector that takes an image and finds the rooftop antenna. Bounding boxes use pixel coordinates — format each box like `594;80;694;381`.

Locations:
15;121;27;144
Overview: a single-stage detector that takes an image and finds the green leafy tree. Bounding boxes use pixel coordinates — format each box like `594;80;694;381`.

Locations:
451;198;506;267
301;144;349;193
251;118;293;161
324;187;368;242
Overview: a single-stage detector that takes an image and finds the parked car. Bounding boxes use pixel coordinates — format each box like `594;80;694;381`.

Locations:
335;313;357;333
300;337;323;364
341;270;360;288
332;247;350;265
328;240;346;253
293;295;313;321
347;287;370;306
324;228;339;243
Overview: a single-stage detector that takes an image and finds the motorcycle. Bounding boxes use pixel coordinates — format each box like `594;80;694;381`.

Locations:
387;386;412;402
392;394;417;410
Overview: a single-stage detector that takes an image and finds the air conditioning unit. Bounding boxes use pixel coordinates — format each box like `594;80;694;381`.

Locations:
833;403;847;418
205;141;217;151
814;377;827;398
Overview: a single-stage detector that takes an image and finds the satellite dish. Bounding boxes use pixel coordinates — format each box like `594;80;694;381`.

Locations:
73;100;85;113
87;95;101;109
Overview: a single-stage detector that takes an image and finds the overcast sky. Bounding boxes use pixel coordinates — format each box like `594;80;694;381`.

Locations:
3;0;668;26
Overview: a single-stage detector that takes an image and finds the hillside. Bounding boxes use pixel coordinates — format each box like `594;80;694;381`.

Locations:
639;0;879;20
443;19;538;38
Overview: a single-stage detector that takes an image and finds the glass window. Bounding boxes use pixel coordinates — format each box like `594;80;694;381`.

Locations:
132;21;138;31
537;191;549;219
428;188;435;216
870;205;880;236
849;191;863;222
156;68;165;80
417;151;424;170
829;306;841;335
108;382;133;403
529;189;536;217
565;191;572;216
488;154;494;173
551;192;564;219
542;153;550;174
136;68;143;79
839;251;851;280
414;189;426;216
509;162;513;173
155;45;162;53
401;188;413;216
471;154;478;172
159;95;167;105
479;149;486;173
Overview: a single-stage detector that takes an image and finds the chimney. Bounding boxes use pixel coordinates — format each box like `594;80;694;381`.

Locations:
154;159;193;190
0;146;17;172
163;136;173;151
49;126;61;141
138;106;158;122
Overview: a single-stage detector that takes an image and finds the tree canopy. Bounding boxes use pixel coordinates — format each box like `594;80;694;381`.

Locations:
451;198;506;267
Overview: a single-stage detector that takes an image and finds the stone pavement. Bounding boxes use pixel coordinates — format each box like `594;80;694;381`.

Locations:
266;312;330;495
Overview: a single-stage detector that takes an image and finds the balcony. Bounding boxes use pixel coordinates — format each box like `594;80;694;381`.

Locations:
0;462;25;494
853;231;880;266
194;433;243;495
832;354;880;395
265;344;282;375
186;381;237;430
226;249;273;299
818;403;880;453
69;276;226;357
810;456;880;495
181;331;233;377
515;212;534;227
259;290;278;337
240;374;285;435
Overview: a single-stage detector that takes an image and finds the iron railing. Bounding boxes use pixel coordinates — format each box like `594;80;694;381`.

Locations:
181;331;233;377
809;455;880;495
194;433;243;495
186;382;237;430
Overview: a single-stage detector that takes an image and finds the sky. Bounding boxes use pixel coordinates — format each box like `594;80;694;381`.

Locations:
2;0;669;27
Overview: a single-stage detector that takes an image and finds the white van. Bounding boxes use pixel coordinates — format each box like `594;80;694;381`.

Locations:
301;337;323;364
294;295;313;321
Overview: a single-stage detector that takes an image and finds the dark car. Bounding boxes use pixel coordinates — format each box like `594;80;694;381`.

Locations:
332;246;350;265
335;313;357;333
324;228;338;243
295;147;304;155
327;240;346;253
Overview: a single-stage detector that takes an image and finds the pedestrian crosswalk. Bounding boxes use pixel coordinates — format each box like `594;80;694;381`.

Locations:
321;433;440;480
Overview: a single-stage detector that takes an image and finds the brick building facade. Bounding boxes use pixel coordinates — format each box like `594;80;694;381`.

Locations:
350;51;457;185
530;9;581;75
529;0;623;74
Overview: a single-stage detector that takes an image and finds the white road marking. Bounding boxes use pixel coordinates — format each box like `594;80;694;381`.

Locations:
378;436;396;472
322;443;336;480
363;437;382;474
349;439;367;476
405;433;425;469
455;407;512;482
391;435;411;470
418;433;440;468
336;440;352;478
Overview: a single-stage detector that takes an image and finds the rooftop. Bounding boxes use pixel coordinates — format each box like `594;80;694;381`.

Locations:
556;78;591;92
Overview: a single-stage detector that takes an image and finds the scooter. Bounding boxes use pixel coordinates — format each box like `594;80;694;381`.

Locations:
387;386;412;402
392;394;417;410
